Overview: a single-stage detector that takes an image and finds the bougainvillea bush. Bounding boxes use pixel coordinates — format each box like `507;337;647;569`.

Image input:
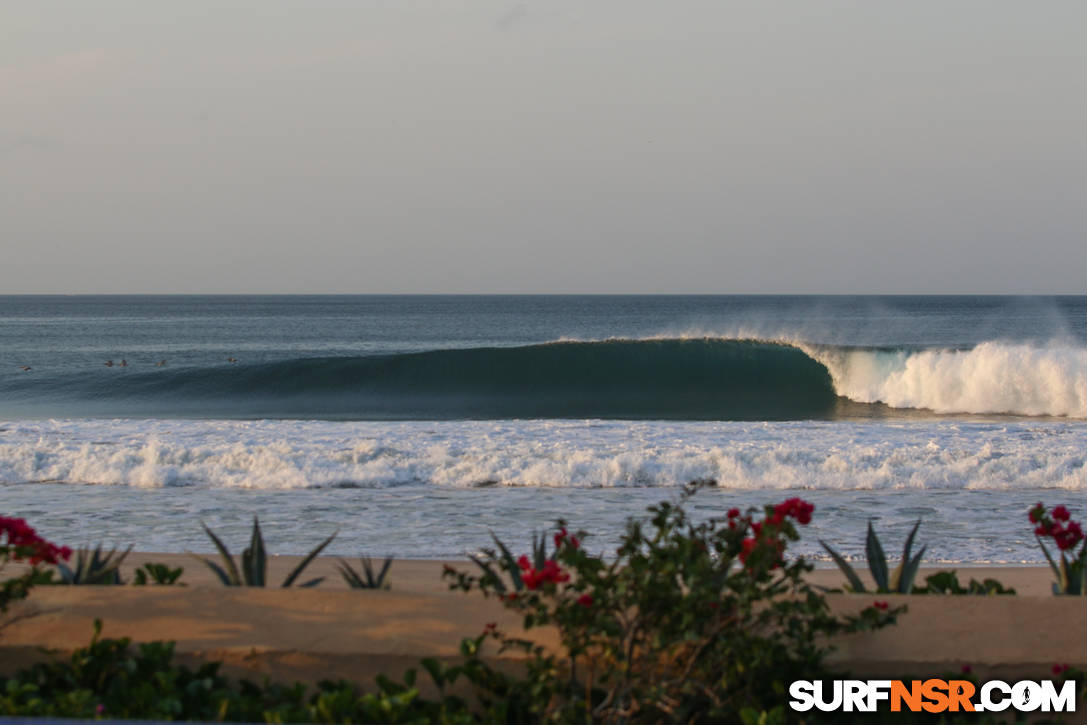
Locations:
446;484;898;724
1030;503;1087;595
0;516;70;615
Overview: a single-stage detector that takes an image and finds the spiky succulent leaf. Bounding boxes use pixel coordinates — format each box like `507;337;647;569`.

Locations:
242;517;267;587
468;553;506;594
1037;536;1061;582
200;522;242;585
865;521;889;591
899;545;927;594
337;559;365;588
532;531;548;570
819;540;866;593
190;554;235;586
490;532;524;591
281;530;337;587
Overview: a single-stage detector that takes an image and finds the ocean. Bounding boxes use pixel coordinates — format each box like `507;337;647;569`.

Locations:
2;294;1086;565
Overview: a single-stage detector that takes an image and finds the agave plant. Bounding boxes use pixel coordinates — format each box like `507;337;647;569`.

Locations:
56;544;132;585
133;562;184;586
468;528;551;595
337;556;393;589
821;519;926;594
192;517;336;587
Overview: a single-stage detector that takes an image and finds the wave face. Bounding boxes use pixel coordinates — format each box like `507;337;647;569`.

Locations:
2;339;840;420
5;337;1087;420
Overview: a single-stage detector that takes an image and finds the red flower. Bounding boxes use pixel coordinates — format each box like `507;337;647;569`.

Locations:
727;508;740;519
0;517;70;565
961;665;972;674
553;527;580;551
483;622;497;632
773;498;815;525
873;601;889;611
739;537;758;563
1053;505;1072;522
1029;503;1045;523
577;593;593;608
1055;522;1084;551
1053;663;1071;675
518;557;569;590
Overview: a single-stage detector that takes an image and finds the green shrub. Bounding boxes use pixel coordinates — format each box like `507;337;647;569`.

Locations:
445;483;900;723
133;562;184;586
914;571;1015;596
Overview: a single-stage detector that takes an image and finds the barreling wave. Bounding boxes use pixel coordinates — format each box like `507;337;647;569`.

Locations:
4;337;1087;419
0;339;838;420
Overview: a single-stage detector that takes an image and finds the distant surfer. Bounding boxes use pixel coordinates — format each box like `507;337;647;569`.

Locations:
120;359;127;367
226;357;237;363
18;365;31;372
105;360;114;367
156;359;167;367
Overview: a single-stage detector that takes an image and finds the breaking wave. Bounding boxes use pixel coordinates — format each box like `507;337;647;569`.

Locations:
3;338;1087;419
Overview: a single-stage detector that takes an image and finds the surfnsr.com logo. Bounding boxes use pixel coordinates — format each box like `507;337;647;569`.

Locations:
789;679;1075;714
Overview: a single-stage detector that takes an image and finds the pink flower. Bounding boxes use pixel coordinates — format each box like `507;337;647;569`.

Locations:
873;601;889;611
577;593;593;608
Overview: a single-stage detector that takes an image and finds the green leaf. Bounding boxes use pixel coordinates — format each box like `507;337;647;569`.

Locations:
281;530;337;587
188;554;234;586
1037;535;1061;581
242;516;266;587
200;522;242;585
819;540;866;593
899;546;926;594
490;532;524;591
337;560;364;588
865;521;889;591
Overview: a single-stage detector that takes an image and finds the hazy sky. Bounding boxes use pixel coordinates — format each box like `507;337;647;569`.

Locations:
3;1;1086;294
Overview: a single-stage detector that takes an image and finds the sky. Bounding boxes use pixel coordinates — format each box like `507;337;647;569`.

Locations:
3;1;1086;294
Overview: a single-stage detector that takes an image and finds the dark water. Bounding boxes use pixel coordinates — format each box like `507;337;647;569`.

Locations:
1;295;1086;419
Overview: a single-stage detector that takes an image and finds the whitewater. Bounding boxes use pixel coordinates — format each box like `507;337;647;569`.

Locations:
807;340;1087;418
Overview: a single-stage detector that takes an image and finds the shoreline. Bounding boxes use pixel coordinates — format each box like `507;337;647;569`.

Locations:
72;552;1065;596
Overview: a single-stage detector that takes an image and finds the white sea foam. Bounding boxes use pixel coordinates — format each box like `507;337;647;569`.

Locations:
2;418;1087;490
806;341;1087;417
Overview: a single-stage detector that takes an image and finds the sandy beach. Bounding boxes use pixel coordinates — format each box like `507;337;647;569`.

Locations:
0;554;1074;696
